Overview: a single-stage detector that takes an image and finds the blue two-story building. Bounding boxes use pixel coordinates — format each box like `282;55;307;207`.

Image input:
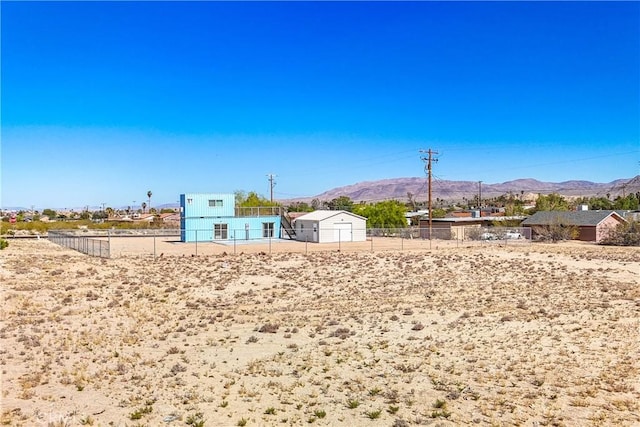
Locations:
180;193;285;243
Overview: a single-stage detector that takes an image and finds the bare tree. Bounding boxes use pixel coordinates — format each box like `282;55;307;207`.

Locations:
600;221;640;246
532;221;578;242
407;192;417;211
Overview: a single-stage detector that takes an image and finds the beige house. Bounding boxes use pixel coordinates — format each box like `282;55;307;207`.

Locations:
418;216;526;240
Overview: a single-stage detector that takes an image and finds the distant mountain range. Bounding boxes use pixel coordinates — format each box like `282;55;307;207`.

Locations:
4;177;638;212
282;176;640;204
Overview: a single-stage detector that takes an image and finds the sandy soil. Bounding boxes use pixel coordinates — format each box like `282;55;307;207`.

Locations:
105;235;530;258
1;239;639;426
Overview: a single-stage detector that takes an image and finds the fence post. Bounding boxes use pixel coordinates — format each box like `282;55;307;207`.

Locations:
401;235;404;251
338;229;341;252
234;235;237;255
269;236;272;254
305;235;308;255
371;235;373;252
195;230;198;256
153;231;157;260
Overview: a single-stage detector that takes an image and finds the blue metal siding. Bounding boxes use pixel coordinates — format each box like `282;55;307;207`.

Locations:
230;217;281;240
180;192;282;242
182;193;235;218
182;216;281;242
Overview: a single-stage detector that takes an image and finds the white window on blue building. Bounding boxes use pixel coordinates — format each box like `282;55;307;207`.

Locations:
214;224;228;239
209;199;223;207
262;222;274;238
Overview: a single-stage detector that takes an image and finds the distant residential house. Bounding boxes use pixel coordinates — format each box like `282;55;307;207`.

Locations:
405;210;429;225
418;216;526;240
521;210;626;243
294;210;367;243
159;212;180;226
136;214;155;223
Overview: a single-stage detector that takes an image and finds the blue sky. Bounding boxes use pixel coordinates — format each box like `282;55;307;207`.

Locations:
2;1;638;209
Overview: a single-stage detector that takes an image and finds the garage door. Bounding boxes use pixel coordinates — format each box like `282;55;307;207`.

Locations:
333;223;352;242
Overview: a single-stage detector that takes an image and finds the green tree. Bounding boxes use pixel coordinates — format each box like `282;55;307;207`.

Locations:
286;202;313;212
42;208;57;218
534;193;569;212
353;200;407;229
327;196;354;211
236;191;279;207
613;194;639;210
587;197;613;210
147;190;152;212
92;211;108;220
431;208;446;218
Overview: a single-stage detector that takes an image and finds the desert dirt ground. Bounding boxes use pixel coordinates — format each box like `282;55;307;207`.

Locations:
1;238;639;427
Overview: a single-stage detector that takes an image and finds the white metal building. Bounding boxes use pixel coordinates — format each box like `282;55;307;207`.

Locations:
294;210;367;243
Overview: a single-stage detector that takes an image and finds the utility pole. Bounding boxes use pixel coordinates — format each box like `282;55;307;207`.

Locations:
420;149;438;239
267;174;277;203
478;181;482;210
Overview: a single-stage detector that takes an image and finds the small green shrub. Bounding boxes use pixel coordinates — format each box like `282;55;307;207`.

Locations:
186;412;205;427
368;387;382;396
433;399;446;409
365;410;382;419
430;399;450;418
313;409;326;419
129;405;153;420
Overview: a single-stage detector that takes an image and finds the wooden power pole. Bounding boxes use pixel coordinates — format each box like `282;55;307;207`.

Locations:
420;149;438;239
267;174;277;203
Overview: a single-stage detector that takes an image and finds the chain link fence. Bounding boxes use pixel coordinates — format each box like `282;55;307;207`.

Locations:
42;226;640;257
86;226;531;258
48;230;110;258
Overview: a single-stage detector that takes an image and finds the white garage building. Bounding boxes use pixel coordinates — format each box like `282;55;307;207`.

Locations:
294;210;367;243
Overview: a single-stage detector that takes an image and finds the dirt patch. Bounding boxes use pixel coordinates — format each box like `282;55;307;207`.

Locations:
1;239;639;426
